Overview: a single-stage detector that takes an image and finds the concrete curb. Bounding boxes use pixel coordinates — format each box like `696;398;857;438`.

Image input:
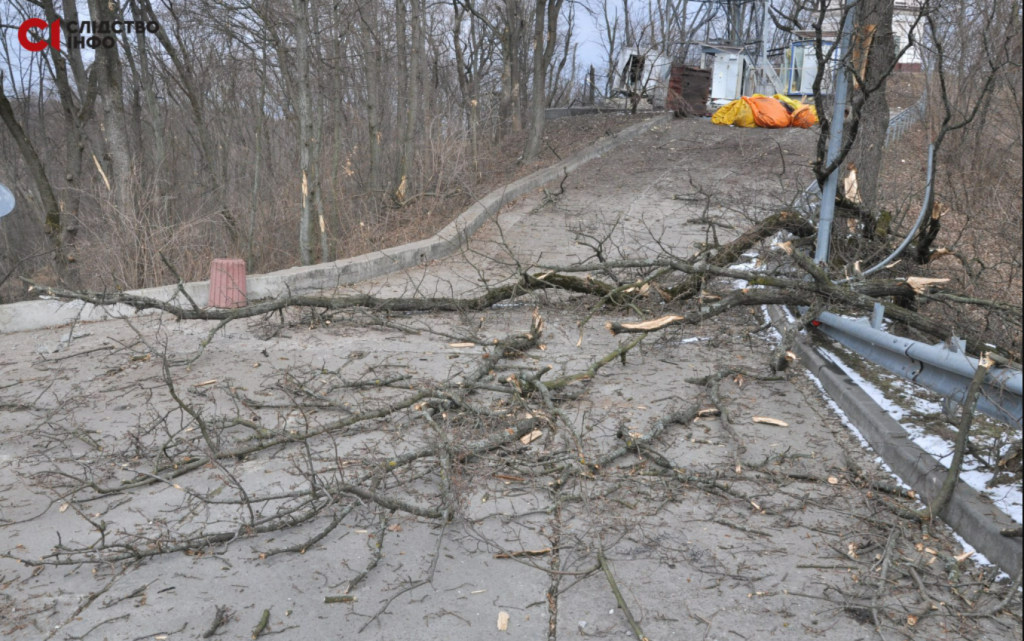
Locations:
0;114;671;335
767;306;1022;576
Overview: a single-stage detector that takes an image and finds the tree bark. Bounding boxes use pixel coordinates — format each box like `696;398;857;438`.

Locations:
848;0;895;213
393;0;422;202
522;0;565;162
88;0;133;198
0;76;69;280
293;0;316;265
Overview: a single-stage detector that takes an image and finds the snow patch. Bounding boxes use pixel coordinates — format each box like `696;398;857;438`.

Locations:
818;347;1023;526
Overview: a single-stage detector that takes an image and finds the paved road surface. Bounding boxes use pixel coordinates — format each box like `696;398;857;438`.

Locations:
1;118;1016;640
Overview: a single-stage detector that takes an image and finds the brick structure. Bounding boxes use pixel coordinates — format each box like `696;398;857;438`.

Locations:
209;259;247;308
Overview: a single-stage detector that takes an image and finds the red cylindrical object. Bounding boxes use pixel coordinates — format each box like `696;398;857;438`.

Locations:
209;258;247;309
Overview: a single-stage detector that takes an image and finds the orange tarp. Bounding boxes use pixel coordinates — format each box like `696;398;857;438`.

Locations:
742;95;792;128
791;105;818;128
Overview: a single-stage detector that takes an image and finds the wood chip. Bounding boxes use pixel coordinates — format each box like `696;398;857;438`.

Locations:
194;379;218;387
954;550;974;563
449;342;476;348
752;416;789;427
497;611;510;631
608;315;684;332
905;276;950;293
520;429;544;445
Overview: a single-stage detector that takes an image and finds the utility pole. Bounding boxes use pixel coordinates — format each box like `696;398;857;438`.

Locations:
814;2;857;264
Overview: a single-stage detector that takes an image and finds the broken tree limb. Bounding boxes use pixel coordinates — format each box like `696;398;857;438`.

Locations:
665;210;815;299
918;354;994;521
30;280;537;320
251;608;270;639
598;547;649;641
202;605;231;639
770;303;824;372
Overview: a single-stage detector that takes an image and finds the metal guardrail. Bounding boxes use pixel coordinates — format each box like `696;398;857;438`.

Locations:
814;310;1023;427
787;88;1023;428
885;91;928;146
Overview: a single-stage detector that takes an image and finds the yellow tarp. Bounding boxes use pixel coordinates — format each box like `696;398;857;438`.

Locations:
713;94;819;128
773;93;803;112
774;94;817;119
711;97;757;128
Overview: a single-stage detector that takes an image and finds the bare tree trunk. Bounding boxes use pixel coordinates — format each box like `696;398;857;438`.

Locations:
393;0;421;202
358;4;383;194
88;0;133;197
62;0;109;172
523;0;565;162
129;0;165;191
850;0;896;213
0;76;69;280
293;0;316;265
602;0;619;97
395;0;409;156
453;5;478;168
37;0;84;285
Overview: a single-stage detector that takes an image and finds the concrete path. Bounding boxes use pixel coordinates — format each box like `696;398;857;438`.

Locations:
1;119;1017;641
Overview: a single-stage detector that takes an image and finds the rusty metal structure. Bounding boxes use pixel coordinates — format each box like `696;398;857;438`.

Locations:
665;65;711;116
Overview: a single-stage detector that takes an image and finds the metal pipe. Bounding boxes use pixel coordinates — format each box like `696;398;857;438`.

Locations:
836;144;935;283
814;1;857;264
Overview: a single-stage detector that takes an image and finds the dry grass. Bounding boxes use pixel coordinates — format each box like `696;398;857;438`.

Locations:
1;112;651;302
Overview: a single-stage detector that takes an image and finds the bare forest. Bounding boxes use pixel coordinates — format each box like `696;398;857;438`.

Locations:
1;0;726;298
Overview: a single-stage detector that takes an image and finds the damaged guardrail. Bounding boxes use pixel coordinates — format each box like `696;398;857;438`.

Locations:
812;309;1023;427
791;84;1022;429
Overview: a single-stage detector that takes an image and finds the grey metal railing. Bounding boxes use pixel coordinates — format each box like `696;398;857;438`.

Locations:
885;90;928;146
814;309;1022;427
784;85;1023;428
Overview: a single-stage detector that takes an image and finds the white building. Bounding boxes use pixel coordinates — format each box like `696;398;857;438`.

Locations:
782;1;925;96
893;0;925;71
